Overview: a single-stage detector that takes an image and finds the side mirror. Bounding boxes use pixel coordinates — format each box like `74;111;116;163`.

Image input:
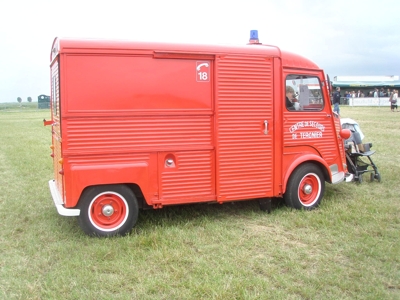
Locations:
327;74;332;95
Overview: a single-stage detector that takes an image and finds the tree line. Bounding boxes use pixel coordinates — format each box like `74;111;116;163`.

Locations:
17;97;32;103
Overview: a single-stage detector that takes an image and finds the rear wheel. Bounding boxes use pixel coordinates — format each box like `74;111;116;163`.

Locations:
284;164;325;210
78;185;139;237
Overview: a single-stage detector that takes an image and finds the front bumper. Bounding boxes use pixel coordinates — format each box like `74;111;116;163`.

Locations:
48;180;80;216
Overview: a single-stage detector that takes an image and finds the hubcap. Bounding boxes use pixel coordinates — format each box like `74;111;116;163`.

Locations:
303;184;312;195
102;204;114;217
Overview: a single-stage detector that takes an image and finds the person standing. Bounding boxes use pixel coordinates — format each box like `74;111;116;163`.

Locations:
333;87;341;115
390;89;398;112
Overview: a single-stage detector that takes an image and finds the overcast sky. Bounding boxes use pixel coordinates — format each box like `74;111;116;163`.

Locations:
1;0;399;103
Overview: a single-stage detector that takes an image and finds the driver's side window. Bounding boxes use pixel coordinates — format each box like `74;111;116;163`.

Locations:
285;75;324;111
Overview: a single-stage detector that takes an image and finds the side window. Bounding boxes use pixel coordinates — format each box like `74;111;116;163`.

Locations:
285;75;324;111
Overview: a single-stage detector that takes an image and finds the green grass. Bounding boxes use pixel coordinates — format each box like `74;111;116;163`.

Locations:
0;106;399;299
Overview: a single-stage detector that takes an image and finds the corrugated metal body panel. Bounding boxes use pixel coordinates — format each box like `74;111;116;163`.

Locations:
59;54;215;206
63;116;212;155
283;114;338;162
158;150;215;203
216;55;274;201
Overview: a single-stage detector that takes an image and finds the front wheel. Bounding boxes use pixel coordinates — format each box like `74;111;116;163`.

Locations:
284;164;325;210
376;172;381;183
78;185;139;237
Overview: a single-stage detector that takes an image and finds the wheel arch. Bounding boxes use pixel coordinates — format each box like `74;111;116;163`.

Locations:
283;155;330;194
78;182;147;209
66;162;151;208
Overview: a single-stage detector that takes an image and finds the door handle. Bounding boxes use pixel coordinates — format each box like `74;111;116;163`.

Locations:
264;120;268;135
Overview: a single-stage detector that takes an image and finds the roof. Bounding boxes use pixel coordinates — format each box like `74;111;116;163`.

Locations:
51;37;321;71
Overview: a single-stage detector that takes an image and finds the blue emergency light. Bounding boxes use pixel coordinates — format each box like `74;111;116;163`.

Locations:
249;30;260;44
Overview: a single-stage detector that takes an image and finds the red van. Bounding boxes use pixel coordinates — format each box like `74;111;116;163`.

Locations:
46;32;351;236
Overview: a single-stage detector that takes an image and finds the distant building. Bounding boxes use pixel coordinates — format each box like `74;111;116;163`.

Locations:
332;75;400;90
38;95;50;109
331;76;399;106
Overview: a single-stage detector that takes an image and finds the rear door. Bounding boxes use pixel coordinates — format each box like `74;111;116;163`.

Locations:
50;59;64;202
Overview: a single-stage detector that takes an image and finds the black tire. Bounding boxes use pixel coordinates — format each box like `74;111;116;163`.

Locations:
376;172;381;183
78;185;139;237
284;164;325;210
357;174;363;184
370;172;375;182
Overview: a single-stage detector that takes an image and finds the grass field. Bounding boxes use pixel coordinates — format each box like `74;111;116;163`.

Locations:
0;104;399;299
